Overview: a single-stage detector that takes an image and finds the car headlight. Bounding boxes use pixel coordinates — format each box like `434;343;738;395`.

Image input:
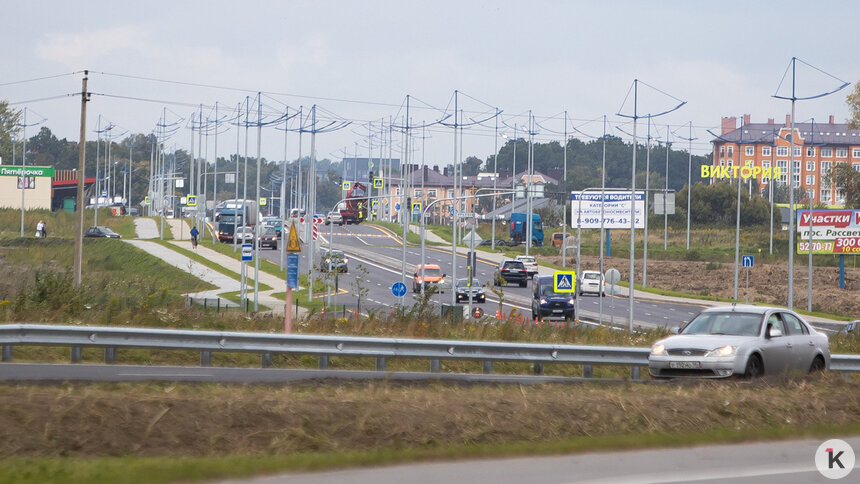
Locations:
705;345;736;358
568;298;575;305
540;298;547;305
651;344;666;356
343;258;349;263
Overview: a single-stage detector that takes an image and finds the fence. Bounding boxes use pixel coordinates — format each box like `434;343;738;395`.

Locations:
0;324;858;379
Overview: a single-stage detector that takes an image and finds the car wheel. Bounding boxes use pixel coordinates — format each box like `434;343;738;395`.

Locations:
743;354;763;379
809;355;826;373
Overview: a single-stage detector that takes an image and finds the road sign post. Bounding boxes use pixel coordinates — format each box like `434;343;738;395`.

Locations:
285;222;302;333
742;255;754;303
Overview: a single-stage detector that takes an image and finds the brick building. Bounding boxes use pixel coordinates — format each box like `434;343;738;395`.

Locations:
711;115;860;205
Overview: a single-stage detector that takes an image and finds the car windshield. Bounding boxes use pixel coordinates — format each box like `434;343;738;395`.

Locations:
457;279;481;287
583;273;601;280
262;228;276;235
518;257;535;263
681;312;763;336
421;267;442;277
324;251;345;259
503;262;524;270
539;284;566;297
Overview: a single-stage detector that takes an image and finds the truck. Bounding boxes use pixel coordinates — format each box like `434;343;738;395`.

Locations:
215;199;258;243
339;182;369;225
509;212;543;247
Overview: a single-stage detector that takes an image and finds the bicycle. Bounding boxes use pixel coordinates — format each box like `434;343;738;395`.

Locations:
191;235;198;249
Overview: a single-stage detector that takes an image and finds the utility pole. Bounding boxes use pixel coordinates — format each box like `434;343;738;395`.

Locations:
73;71;89;287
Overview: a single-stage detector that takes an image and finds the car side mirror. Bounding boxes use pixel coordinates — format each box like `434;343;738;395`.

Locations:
670;327;680;334
766;324;783;339
442;274;447;278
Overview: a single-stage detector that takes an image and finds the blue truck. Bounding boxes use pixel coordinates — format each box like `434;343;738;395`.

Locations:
509;213;543;247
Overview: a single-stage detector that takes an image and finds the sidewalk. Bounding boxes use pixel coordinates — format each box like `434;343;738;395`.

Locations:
124;240;240;307
126;217;303;317
133;218;160;239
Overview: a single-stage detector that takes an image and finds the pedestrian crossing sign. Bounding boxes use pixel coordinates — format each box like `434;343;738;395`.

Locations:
412;202;422;212
554;271;576;293
372;200;379;208
259;197;267;206
342;181;351;191
144;196;150;205
286;223;301;253
187;195;197;206
373;178;384;189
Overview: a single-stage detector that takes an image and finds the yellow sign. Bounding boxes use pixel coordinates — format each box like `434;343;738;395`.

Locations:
373;178;384;189
286;222;301;253
701;165;782;179
259;197;267;206
412;202;422;212
342;181;351;191
187;195;197;206
144;196;150;205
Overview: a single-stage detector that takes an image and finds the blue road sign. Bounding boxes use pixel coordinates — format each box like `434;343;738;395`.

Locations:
553;271;576;293
286;253;299;289
186;195;197;206
742;255;754;268
392;281;407;297
373;178;384;189
241;244;253;262
395;203;401;211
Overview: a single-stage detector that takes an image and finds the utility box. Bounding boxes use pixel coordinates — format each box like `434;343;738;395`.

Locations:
441;304;463;324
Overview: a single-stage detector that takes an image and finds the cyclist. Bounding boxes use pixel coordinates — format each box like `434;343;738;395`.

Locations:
190;226;199;248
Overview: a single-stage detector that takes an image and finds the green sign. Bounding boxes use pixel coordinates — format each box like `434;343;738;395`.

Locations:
0;166;55;177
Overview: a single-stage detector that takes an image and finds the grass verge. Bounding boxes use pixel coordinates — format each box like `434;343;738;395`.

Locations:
0;378;858;484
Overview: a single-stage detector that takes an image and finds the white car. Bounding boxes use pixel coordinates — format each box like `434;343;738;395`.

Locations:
515;255;538;276
578;270;606;296
325;211;343;225
649;305;830;379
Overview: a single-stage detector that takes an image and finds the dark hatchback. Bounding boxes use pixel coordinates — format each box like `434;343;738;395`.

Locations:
84;226;121;238
493;259;528;287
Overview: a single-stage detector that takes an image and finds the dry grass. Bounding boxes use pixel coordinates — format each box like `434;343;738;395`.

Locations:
0;376;857;459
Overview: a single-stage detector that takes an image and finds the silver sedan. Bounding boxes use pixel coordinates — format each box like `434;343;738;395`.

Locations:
649;305;830;379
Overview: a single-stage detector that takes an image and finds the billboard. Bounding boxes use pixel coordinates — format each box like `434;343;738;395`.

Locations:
570;191;645;229
796;209;860;254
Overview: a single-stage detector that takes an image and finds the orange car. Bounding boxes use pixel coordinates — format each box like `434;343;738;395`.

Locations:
412;264;447;293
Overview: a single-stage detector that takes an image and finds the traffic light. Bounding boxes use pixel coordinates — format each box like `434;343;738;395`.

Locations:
369;170;374;180
406;196;411;210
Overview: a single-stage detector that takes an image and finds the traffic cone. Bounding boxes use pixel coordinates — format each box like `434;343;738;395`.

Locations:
495;309;502;319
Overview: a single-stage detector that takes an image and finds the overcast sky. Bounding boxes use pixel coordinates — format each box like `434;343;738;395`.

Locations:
4;0;859;167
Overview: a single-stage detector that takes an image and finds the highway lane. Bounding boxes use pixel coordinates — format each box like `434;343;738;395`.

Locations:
214;437;859;484
256;223;707;328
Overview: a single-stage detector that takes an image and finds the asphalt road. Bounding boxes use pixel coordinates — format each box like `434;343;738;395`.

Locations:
257;223;707;329
212;436;860;483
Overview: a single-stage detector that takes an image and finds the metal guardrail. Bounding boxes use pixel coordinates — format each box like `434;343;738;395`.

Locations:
0;324;857;379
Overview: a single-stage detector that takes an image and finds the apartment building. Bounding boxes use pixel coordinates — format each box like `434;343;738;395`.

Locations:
711;114;860;205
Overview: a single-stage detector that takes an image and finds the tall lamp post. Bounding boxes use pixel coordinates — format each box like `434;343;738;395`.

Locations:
772;57;847;309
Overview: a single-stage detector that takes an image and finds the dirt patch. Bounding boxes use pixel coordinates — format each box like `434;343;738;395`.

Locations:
549;254;860;317
0;379;858;458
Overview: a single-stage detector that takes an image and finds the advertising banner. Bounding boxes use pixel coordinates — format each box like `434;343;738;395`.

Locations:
796;209;860;254
570;191;645;229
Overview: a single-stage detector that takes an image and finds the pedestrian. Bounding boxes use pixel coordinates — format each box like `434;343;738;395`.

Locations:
36;220;45;238
190;226;199;248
